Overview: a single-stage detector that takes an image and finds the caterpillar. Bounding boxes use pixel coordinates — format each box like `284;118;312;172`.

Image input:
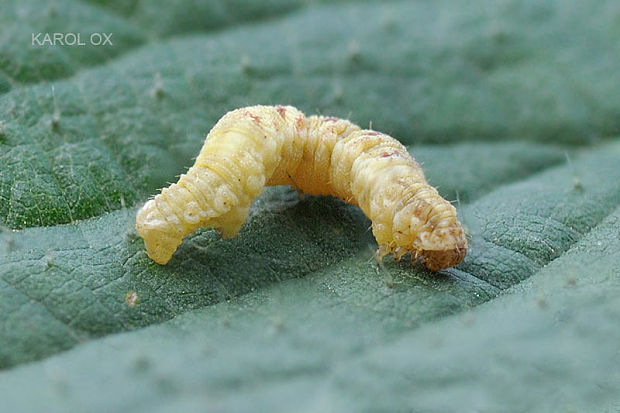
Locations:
135;105;467;271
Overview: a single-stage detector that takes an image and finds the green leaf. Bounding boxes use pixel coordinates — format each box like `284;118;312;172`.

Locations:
2;207;619;411
1;0;619;410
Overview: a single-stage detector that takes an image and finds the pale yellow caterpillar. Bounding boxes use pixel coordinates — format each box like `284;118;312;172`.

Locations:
135;105;467;271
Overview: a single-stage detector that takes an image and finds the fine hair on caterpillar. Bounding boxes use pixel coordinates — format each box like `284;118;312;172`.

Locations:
135;105;467;271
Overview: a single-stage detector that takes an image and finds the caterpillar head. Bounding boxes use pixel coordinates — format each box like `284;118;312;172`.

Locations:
415;223;468;271
386;193;468;271
135;199;183;265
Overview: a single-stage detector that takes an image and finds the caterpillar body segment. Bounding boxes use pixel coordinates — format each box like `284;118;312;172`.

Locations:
135;105;467;271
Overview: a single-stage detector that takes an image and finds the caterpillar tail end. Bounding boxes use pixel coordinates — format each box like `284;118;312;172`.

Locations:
135;200;183;265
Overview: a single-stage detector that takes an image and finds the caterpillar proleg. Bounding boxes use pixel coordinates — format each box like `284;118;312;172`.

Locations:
135;105;467;271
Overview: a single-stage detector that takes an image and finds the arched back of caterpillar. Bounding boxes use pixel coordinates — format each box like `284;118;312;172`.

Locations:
135;105;467;271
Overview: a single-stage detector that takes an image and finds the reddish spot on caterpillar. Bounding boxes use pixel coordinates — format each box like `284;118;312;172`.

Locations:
324;116;339;122
295;116;304;130
276;105;287;118
245;111;261;123
365;131;381;136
